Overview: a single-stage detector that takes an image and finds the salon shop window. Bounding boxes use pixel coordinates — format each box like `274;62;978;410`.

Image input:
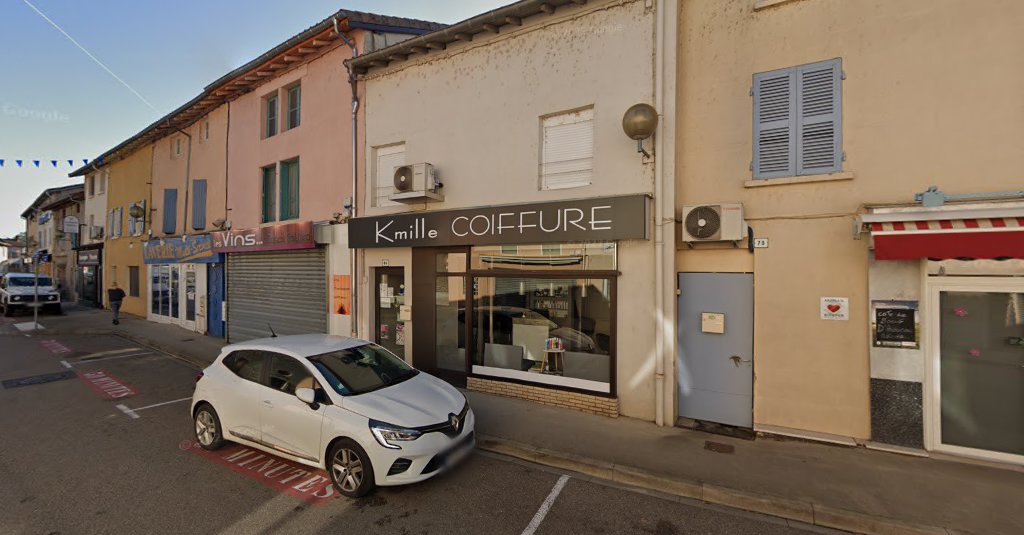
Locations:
467;243;616;393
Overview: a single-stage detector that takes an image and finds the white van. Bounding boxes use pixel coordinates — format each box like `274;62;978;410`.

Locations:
0;273;62;316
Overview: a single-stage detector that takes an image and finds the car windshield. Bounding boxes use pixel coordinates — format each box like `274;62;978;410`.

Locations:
309;343;418;396
8;277;53;287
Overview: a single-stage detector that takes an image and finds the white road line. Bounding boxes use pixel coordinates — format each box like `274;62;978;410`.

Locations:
77;347;143;359
521;474;570;535
74;352;154;364
116;404;140;419
59;360;72;369
132;397;192;412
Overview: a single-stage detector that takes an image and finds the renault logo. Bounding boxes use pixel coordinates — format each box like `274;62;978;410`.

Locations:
449;413;461;432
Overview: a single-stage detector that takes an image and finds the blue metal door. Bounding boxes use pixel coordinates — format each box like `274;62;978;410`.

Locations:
207;263;225;338
677;273;754;428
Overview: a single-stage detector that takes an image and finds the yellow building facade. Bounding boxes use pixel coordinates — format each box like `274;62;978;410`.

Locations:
102;144;154;318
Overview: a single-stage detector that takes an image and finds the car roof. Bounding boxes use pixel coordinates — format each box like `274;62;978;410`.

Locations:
223;334;370;358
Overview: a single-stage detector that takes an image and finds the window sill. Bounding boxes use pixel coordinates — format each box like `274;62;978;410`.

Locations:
744;171;854;188
754;0;805;10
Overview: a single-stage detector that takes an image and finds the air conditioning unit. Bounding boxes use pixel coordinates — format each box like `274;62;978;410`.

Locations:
389;163;444;204
89;226;104;240
681;203;746;243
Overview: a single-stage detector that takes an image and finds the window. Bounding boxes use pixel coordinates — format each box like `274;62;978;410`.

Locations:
373;143;405;207
753;58;842;179
127;200;145;236
541;107;594;190
310;344;418;396
107;207;123;239
268;353;314;395
223;351;266;383
286;84;301;130
279;159;300;220
191;179;207;230
88;176;95;197
175;137;182;157
265;94;278;138
128;266;140;297
203;120;210;142
162;189;178;234
261;165;277;223
98;172;106;194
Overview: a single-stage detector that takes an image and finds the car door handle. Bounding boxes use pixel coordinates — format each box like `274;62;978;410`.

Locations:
262;400;273;406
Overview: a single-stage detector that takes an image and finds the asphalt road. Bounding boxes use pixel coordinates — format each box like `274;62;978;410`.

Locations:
0;323;841;535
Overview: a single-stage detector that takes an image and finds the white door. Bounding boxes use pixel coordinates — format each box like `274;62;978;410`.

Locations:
218;350;267;444
181;264;197;332
926;277;1024;465
260;352;326;463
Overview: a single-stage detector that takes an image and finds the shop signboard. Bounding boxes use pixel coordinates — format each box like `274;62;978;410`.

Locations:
63;216;80;234
211;221;315;253
872;300;920;348
77;249;100;266
143;235;221;264
349;194;650;248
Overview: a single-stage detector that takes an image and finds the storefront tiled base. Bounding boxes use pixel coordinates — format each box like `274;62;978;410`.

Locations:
468;377;619;417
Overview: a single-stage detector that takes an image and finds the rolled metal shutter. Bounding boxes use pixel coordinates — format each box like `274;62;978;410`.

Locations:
227;248;327;342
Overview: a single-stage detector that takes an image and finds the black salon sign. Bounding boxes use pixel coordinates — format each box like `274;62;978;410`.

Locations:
349;194;650;248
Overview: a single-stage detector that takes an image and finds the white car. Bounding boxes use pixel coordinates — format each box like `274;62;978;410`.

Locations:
190;334;475;498
0;273;61;316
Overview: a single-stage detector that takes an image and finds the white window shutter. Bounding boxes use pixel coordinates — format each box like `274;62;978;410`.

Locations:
796;59;842;175
374;144;406;207
752;68;797;179
541;108;594;190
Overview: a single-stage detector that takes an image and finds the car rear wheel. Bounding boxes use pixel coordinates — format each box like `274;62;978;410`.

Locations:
329;438;375;498
194;404;226;451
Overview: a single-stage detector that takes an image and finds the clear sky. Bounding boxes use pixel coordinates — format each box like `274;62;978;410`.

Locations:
0;0;508;238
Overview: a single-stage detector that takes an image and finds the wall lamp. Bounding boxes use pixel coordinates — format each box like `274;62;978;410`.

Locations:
622;103;659;158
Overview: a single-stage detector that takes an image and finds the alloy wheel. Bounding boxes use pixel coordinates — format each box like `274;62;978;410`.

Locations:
332;447;364;492
195;410;216;446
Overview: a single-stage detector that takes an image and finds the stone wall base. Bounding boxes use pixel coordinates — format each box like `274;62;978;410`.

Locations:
468;376;619;418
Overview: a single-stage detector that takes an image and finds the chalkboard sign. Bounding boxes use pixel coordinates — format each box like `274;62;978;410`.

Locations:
873;305;919;348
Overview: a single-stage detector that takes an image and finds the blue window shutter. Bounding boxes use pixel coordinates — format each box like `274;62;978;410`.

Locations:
192;179;207;230
162;189;177;234
138;200;146;234
127;206;136;236
753;67;797;179
796;58;842;175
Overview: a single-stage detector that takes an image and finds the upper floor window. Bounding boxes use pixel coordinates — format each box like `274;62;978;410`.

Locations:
264;94;278;138
174;137;183;157
162;189;178;234
286;84;301;130
191;179;208;230
540;107;594;190
98;171;107;194
372;143;406;208
752;58;842;179
279;158;300;221
261;165;277;223
127;200;146;236
88;175;95;197
203;120;210;142
107;207;123;239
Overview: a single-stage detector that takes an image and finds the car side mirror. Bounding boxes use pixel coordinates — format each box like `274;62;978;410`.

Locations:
295;387;316;405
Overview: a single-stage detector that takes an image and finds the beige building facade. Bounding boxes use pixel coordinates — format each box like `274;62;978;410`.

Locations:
676;0;1024;464
348;0;678;420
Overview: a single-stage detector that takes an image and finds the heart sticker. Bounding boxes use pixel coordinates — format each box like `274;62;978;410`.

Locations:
827;304;841;313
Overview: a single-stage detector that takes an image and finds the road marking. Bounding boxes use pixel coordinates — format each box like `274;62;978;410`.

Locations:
116;404;140;419
79;370;138;400
39;340;71;354
133;397;191;412
59;360;72;368
521;474;570;535
185;443;336;504
76;347;143;359
72;351;154;364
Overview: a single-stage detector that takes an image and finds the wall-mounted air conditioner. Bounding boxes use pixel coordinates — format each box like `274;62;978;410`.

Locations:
681;203;746;243
389;163;444;204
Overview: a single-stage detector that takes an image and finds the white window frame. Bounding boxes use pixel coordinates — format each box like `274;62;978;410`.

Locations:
540;107;595;190
372;143;406;208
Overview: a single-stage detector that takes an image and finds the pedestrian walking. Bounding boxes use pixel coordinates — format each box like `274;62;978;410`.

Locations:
107;282;126;325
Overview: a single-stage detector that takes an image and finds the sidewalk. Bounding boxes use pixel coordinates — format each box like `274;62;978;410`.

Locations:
15;308;1020;534
467;390;1022;535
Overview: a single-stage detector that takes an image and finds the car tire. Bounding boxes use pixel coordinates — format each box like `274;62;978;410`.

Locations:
193;403;226;451
328;438;376;499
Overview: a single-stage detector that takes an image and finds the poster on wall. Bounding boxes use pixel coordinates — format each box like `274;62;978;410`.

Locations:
820;297;850;321
872;300;920;348
395;324;405;346
332;275;351;315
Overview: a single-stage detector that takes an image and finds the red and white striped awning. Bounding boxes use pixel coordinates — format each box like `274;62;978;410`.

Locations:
868;215;1024;260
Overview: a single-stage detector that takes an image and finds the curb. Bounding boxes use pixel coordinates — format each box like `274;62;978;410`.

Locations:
477;435;953;535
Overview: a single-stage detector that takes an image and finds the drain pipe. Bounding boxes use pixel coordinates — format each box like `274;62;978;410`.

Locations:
335;17;360;338
653;0;675;427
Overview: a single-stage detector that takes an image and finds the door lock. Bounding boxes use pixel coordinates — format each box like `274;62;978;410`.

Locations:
729;355;751;367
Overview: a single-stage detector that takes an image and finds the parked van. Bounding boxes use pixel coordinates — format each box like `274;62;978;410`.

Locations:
0;273;61;316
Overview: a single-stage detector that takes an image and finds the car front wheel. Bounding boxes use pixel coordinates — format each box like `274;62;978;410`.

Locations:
329;438;375;498
194;404;226;450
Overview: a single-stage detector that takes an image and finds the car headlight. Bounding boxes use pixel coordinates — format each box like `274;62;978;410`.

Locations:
48;295;57;301
369;419;422;450
10;296;22;302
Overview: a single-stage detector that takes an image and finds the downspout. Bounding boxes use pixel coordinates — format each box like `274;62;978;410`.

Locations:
653;0;669;426
225;102;231;223
335;17;360;338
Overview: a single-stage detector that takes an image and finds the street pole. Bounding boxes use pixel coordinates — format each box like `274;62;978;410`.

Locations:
33;256;39;331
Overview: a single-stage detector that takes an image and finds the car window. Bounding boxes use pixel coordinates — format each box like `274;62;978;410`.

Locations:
8;277;53;287
267;353;314;395
222;350;265;383
309;343;418;396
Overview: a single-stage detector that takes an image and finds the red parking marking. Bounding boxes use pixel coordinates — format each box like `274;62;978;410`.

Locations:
78;370;138;400
39;339;71;355
184;441;335;504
